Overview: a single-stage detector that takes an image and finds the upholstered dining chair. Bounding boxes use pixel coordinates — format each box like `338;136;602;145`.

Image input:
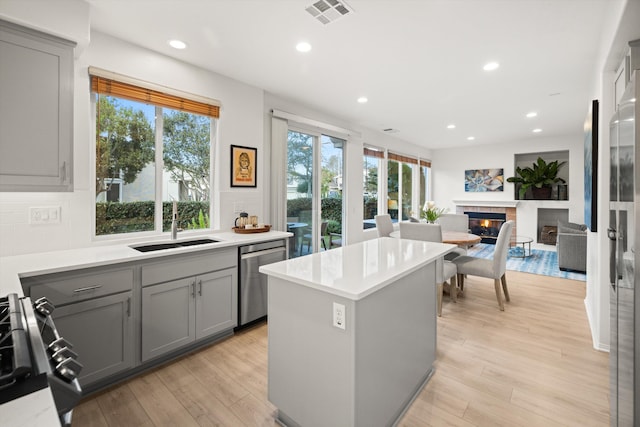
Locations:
437;213;470;261
398;222;458;316
375;214;394;237
452;220;514;311
437;213;469;233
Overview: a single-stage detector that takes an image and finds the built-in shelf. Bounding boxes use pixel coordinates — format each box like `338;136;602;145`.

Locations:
511;150;570;201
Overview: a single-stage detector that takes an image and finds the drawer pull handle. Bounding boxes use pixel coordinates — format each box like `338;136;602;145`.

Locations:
198;280;203;296
73;285;102;293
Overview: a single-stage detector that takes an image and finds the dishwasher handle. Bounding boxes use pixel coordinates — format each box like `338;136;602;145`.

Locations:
240;247;286;260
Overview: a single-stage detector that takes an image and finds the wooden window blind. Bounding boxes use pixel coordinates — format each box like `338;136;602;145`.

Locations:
420;159;431;167
90;69;220;118
363;147;385;158
388;152;418;165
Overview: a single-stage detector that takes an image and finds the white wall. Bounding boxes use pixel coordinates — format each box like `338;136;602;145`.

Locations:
0;1;432;257
431;134;585;250
0;4;265;256
584;0;640;352
263;93;432;245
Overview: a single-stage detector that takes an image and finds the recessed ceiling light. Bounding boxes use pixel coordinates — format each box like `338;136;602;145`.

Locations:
168;40;187;49
483;62;499;71
532;128;542;133
447;124;456;129
467;136;475;141
526;112;537;118
357;97;368;104
296;41;312;52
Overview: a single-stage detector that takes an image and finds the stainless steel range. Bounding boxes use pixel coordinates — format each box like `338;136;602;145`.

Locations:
0;293;82;426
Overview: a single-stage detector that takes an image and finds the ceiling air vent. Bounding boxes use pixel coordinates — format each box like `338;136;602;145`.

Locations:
306;0;353;25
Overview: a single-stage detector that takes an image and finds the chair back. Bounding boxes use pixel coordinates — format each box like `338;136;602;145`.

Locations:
492;220;514;276
320;221;328;235
438;213;469;232
375;214;394;237
399;222;443;242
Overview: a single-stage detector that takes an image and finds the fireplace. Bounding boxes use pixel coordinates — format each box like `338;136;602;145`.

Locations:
465;212;507;244
455;202;517;243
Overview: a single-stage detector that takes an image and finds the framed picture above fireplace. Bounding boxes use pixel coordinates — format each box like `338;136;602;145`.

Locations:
464;168;504;192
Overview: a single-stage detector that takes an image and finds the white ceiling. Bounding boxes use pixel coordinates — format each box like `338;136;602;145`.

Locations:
86;0;613;150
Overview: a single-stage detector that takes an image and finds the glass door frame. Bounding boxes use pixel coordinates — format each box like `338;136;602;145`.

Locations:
287;124;345;256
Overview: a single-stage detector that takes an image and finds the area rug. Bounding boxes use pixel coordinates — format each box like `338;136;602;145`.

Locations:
465;243;586;281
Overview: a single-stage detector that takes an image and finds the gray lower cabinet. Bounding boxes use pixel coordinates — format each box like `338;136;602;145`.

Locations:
141;266;237;362
0;19;75;192
52;291;134;387
21;265;135;388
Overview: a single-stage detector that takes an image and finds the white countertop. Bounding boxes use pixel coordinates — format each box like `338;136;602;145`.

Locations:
259;237;455;300
0;230;291;297
0;229;290;425
0;387;61;427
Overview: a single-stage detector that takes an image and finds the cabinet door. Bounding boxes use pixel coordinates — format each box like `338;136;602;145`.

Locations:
53;292;133;387
141;277;196;362
196;267;237;339
0;20;75;192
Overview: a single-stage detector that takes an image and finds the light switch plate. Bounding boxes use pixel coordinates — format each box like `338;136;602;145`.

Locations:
29;206;61;224
333;302;346;330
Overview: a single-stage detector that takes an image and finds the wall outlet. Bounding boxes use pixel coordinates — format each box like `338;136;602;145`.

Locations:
333;302;346;330
29;206;61;224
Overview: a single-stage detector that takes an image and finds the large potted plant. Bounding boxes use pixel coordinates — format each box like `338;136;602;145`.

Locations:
506;157;566;199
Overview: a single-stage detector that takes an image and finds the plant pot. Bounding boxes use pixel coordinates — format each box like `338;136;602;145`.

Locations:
531;186;552;199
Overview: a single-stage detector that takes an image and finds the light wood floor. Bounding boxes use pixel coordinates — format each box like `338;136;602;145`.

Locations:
72;271;610;426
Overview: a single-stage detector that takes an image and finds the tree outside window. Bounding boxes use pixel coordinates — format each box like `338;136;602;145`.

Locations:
95;95;212;236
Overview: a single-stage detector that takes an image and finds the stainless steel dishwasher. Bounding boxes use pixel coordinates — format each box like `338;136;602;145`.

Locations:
238;239;287;327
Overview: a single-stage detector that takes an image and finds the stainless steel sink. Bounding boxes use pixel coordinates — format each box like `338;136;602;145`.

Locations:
131;238;219;252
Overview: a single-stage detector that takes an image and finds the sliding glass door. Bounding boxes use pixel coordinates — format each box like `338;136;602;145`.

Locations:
286;130;344;258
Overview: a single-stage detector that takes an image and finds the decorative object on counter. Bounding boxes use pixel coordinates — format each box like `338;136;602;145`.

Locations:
232;225;272;233
506;157;566;200
421;201;447;223
464;168;504;192
230;145;257;187
235;212;249;228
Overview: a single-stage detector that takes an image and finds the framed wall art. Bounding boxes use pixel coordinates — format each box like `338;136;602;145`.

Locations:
464;168;504;192
584;99;598;231
231;145;257;187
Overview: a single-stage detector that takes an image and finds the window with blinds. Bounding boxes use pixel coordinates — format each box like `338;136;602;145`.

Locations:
91;69;216;237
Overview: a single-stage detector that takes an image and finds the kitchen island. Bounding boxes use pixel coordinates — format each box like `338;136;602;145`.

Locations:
260;237;455;427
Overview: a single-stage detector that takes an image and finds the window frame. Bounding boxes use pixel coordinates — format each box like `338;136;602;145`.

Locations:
90;75;218;241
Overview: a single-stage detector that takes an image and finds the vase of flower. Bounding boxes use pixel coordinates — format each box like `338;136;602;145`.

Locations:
421;201;447;223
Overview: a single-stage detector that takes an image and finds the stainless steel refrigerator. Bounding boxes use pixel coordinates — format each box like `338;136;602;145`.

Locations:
609;69;639;426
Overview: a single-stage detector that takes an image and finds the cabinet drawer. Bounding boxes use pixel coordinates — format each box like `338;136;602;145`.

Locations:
141;248;236;287
26;267;134;306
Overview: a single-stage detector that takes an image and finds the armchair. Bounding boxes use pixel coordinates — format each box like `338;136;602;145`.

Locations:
556;220;587;273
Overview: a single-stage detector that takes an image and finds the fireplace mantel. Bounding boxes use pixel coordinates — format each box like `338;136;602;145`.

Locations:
453;200;519;208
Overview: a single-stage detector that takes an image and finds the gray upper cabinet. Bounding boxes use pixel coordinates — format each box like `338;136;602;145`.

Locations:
0;20;75;192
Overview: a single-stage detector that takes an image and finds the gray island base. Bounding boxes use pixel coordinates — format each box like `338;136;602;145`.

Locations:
260;237;455;427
